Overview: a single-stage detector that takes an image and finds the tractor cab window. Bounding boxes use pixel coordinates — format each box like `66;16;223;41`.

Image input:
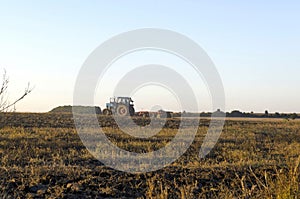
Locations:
129;99;133;104
110;98;116;103
115;97;133;105
117;98;126;104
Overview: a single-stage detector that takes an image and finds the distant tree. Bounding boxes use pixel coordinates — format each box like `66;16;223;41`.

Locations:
0;70;32;112
264;110;269;117
281;113;288;119
213;109;225;117
230;110;243;117
290;113;297;120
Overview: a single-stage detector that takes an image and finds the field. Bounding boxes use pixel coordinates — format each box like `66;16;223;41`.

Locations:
0;113;300;198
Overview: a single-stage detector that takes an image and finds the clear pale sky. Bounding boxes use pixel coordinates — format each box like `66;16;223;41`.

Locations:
0;1;299;113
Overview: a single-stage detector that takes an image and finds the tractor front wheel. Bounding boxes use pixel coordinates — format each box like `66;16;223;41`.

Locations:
103;108;112;116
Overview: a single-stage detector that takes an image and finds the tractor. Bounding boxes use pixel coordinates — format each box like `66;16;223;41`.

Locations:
102;97;135;116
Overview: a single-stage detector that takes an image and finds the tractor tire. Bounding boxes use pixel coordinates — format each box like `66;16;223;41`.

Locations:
116;105;129;116
129;106;135;116
103;108;112;116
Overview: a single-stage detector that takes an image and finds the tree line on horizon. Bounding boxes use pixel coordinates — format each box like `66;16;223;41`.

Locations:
178;109;299;119
49;105;299;120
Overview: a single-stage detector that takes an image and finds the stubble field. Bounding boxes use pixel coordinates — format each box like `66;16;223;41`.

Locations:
0;113;299;198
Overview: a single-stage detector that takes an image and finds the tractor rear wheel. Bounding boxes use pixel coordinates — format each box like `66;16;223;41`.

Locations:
103;108;112;115
116;105;128;116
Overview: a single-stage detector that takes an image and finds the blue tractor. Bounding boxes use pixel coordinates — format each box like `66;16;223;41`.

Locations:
102;97;135;116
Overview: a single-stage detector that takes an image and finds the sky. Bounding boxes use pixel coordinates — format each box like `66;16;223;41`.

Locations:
0;1;299;113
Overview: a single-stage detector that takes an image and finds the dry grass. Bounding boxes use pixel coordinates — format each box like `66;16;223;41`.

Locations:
0;113;299;198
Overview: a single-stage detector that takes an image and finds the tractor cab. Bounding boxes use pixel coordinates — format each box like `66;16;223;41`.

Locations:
116;97;133;105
